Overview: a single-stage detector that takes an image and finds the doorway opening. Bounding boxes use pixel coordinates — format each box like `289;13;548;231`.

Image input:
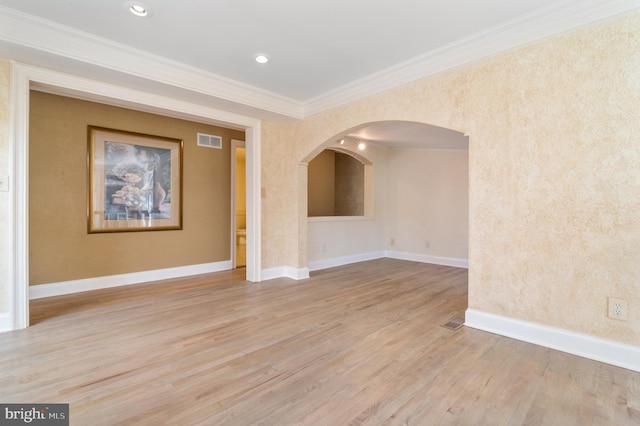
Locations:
304;120;469;272
8;62;262;331
232;140;246;268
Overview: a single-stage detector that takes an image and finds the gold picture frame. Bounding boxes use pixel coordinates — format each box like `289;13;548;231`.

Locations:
87;126;183;233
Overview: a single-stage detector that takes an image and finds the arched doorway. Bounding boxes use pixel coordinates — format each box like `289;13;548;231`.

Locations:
303;120;469;273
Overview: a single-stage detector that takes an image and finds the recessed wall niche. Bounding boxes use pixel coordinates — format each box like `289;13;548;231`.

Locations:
307;149;365;217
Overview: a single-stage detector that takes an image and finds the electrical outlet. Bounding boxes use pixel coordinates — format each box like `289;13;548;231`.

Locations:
608;298;628;321
425;241;430;249
390;238;395;246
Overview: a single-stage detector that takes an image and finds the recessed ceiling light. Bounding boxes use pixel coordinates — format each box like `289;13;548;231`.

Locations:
253;54;270;64
123;1;151;17
130;5;147;16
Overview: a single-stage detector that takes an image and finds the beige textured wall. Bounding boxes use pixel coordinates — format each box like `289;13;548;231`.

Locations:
261;121;301;269
261;12;640;345
0;60;9;313
29;91;244;285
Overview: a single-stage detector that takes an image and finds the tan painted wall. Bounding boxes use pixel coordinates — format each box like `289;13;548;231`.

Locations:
335;152;364;216
29;91;244;285
261;12;640;345
0;60;9;313
308;150;365;217
307;149;335;216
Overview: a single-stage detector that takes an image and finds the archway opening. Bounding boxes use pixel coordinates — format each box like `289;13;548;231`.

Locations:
304;120;469;273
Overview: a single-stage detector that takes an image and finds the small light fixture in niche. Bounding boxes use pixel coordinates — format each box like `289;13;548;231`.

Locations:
253;53;270;64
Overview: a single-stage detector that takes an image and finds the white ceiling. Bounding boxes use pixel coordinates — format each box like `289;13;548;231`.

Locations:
0;0;565;101
0;0;636;148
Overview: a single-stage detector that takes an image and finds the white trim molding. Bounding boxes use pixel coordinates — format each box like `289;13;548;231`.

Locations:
261;267;310;281
29;261;233;300
308;251;467;272
1;2;638;119
386;251;469;269
308;251;386;272
465;308;640;373
304;0;640;115
0;313;11;333
0;6;302;120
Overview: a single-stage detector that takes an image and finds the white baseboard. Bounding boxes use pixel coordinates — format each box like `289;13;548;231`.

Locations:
386;251;468;269
264;248;464;280
29;253;467;298
308;251;386;272
29;260;233;299
308;250;468;272
261;266;310;281
0;312;11;333
465;308;640;372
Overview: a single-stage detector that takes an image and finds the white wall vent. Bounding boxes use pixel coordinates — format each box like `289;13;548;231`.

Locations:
197;133;222;149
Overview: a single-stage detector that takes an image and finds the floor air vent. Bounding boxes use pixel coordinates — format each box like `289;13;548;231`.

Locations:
197;133;222;149
441;317;464;331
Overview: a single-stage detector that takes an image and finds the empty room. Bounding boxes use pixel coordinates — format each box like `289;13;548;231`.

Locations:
1;1;639;424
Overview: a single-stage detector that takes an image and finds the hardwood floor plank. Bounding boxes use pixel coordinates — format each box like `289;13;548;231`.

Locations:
0;259;638;425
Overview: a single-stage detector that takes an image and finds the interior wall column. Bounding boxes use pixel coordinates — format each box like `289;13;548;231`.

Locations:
296;163;309;271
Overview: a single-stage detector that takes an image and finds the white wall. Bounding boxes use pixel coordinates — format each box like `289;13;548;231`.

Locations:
0;60;8;323
385;149;468;260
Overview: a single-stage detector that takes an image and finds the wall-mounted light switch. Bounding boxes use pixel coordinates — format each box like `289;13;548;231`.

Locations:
0;175;8;192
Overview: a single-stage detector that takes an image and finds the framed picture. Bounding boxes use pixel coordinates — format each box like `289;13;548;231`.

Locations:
87;126;183;233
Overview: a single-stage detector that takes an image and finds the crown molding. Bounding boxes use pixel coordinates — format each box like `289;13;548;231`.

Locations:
303;0;640;116
0;1;638;121
0;6;304;120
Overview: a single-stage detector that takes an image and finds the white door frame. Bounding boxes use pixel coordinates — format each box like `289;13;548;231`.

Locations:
8;62;262;330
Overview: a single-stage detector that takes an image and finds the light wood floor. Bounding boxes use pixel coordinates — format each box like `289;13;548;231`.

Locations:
2;259;639;425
